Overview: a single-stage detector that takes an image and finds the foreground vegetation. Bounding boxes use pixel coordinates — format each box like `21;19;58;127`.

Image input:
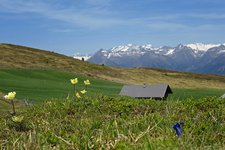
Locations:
0;96;225;149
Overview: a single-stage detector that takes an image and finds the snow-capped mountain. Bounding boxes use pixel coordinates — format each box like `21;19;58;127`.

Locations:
73;53;91;61
88;43;225;75
186;43;220;51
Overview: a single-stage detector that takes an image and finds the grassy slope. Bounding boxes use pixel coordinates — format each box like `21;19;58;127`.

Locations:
169;88;224;100
0;43;225;89
0;69;224;103
1;96;225;149
0;69;122;102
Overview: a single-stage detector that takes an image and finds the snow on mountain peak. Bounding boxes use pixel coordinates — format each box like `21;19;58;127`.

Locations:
165;49;175;55
111;45;132;52
186;43;220;51
93;42;225;59
142;44;153;49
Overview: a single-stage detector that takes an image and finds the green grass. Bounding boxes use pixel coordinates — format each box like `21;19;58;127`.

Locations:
0;69;122;102
0;68;225;149
1;96;225;149
0;69;224;103
169;88;225;100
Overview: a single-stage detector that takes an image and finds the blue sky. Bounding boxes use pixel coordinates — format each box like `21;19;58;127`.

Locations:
0;0;225;55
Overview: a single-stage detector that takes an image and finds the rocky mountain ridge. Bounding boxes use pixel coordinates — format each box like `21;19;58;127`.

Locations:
88;43;225;75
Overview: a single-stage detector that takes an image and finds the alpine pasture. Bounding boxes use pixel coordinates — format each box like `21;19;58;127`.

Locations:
0;44;225;149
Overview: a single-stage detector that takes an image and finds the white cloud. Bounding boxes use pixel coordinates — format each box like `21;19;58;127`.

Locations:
0;0;124;28
0;0;224;30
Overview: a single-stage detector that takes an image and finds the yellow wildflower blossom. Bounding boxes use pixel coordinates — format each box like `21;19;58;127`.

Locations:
4;91;16;100
80;89;87;94
76;92;81;98
84;79;90;85
70;78;78;84
12;116;24;123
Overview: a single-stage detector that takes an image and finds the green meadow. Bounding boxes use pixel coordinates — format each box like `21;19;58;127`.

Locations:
1;44;225;149
0;69;225;149
0;69;122;102
0;69;224;103
169;88;224;100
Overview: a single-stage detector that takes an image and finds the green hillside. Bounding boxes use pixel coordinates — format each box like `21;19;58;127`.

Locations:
0;69;122;102
0;69;224;103
0;43;225;89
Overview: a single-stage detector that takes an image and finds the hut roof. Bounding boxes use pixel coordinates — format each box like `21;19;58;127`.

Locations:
119;84;172;98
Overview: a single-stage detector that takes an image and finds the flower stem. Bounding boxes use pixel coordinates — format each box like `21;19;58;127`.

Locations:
11;100;16;115
74;84;76;93
73;84;76;100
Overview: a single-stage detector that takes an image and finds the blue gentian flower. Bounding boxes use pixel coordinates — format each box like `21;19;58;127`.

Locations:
172;122;184;137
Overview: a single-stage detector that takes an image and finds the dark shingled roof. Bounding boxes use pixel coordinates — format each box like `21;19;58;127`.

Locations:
119;84;172;98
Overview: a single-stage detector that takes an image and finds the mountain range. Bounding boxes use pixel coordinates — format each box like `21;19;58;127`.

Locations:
88;43;225;75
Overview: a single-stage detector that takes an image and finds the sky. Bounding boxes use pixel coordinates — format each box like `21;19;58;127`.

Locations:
0;0;225;55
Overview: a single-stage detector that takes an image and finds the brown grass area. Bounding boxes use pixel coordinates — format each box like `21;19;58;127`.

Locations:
0;43;225;89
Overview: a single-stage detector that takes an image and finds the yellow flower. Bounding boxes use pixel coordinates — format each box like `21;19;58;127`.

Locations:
4;91;16;100
80;89;87;94
84;79;90;85
46;101;54;106
76;92;81;98
70;78;78;84
12;116;24;123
